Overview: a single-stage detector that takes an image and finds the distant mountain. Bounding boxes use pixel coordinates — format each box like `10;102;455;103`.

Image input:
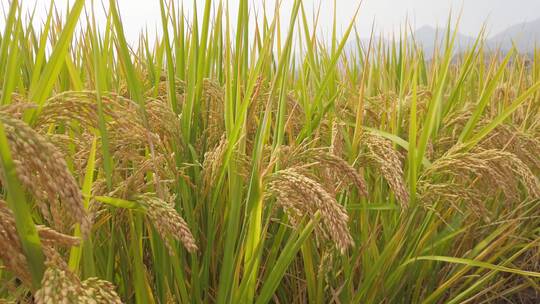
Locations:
345;18;540;59
412;25;475;57
487;18;540;52
414;18;540;55
343;26;477;59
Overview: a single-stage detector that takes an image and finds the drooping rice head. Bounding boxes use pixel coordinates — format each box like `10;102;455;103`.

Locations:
0;114;90;237
267;168;353;253
359;133;410;207
0;200;80;286
137;194;198;254
35;263;122;304
419;146;540;220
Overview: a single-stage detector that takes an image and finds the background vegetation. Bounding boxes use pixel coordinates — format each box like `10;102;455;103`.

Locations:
0;0;539;303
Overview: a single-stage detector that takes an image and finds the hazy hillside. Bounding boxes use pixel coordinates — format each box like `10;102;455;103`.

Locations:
415;18;540;55
413;25;475;56
347;18;540;57
487;18;540;52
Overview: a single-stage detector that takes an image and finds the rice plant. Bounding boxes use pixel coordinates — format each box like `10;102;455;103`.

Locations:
0;0;539;303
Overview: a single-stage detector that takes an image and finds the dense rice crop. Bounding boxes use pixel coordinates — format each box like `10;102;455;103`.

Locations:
0;0;539;303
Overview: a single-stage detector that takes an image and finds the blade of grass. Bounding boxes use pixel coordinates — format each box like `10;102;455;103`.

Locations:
402;255;540;278
255;212;321;304
26;0;85;121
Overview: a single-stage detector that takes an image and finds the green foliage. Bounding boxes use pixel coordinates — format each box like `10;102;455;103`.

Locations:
0;1;539;303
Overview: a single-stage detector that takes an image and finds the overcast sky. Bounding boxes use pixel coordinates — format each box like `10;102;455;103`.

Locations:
4;0;540;42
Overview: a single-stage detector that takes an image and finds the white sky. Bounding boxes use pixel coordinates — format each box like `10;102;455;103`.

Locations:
4;0;540;42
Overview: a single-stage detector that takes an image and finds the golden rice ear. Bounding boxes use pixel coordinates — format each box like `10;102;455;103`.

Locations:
35;263;122;304
0;201;81;286
0;200;32;285
330;120;344;158
419;146;540;219
439;109;540;170
283;92;305;139
137;194;198;254
274;141;368;197
147;76;186;103
0;114;90;237
494;82;517;101
191;79;227;149
310;149;369;197
81;278;123;304
145;98;182;145
36;225;81;248
479;123;540;171
32;91;170;163
202;134;228;196
418;183;488;219
0;100;36;119
267;168;353;253
361;133;410;208
34;92;105;130
99;148;183;206
34;265;81;304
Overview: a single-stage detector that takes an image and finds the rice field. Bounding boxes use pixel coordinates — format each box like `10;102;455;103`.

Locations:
0;0;539;303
